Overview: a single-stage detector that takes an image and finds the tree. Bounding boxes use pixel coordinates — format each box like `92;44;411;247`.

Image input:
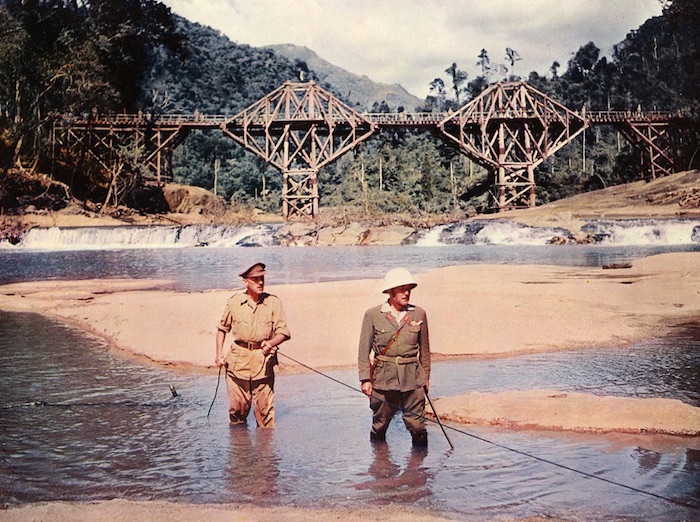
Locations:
427;78;446;111
87;0;185;111
476;49;491;79
445;62;468;105
566;41;600;82
505;47;522;79
550;61;561;78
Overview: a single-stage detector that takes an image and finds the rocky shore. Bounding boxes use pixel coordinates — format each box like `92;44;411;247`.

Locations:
2;170;699;247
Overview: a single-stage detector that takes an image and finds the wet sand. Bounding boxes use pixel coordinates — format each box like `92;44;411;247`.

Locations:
0;500;564;522
1;252;699;521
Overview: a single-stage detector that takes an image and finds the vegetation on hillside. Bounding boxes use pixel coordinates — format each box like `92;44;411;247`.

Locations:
0;0;697;220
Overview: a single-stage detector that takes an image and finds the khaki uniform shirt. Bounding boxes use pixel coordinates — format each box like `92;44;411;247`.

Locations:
218;291;291;380
358;302;430;392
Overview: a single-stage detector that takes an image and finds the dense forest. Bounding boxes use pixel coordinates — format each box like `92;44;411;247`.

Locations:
0;0;698;218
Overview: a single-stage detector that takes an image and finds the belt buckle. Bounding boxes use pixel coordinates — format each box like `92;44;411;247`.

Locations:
395;356;402;365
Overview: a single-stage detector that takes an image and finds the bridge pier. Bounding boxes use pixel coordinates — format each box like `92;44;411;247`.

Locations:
282;170;319;221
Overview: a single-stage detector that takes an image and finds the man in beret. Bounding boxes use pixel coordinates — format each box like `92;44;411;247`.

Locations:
358;267;431;447
215;262;291;428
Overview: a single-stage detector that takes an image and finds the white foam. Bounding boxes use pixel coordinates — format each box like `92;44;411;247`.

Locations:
17;224;281;250
6;219;700;250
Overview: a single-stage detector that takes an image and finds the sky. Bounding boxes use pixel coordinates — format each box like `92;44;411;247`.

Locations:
160;0;664;100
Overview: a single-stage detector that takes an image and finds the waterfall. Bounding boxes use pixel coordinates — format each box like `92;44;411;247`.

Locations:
412;219;700;247
5;218;700;250
16;224;282;250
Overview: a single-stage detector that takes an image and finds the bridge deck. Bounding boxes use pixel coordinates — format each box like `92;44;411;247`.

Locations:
58;109;693;130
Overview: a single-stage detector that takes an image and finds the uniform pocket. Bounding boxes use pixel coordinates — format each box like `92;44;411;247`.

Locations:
257;319;274;338
373;327;394;347
405;325;421;344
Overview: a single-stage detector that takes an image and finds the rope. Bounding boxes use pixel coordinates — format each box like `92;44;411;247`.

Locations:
207;364;223;419
277;351;699;511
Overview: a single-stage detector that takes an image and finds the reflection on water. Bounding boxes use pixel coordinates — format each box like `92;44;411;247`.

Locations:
355;443;432;504
0;311;698;520
226;427;281;503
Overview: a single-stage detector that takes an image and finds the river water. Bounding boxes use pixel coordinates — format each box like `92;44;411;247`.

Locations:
1;235;699;520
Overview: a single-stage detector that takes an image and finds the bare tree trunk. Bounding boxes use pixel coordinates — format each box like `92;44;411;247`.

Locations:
102;164;123;213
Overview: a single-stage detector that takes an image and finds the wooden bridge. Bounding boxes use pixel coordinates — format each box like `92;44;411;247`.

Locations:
52;81;696;220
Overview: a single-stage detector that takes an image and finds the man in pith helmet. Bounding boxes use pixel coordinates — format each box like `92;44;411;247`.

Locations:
215;262;290;428
358;267;431;447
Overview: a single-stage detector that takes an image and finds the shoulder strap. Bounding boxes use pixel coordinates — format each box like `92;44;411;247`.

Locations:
377;314;410;357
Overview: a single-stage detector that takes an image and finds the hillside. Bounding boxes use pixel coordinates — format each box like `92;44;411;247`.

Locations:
0;1;697;224
266;44;423;111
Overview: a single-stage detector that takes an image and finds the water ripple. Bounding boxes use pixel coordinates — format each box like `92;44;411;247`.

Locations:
0;311;698;520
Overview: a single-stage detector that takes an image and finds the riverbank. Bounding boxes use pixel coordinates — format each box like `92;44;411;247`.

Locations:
0;500;565;522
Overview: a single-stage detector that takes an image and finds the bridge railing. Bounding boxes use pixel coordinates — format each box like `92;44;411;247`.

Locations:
57;108;695;128
365;112;447;124
587;109;693;123
57;113;232;127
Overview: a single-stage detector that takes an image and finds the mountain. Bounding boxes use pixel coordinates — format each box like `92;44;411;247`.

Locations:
265;44;423;111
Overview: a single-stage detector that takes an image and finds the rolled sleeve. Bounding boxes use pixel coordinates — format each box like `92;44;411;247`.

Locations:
271;298;291;340
218;307;233;334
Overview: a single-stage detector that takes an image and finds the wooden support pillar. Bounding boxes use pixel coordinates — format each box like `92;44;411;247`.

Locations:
282;169;319;221
497;124;507;212
282;172;289;219
497;166;506;212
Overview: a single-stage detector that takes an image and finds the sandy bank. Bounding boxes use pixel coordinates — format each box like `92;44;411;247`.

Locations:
0;499;567;522
431;389;700;435
1;252;698;369
476;170;700;233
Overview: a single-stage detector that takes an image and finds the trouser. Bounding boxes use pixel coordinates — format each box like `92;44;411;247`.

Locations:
369;387;426;438
225;373;275;428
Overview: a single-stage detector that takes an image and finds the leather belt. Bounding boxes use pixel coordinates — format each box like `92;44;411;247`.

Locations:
234;340;263;350
375;354;418;365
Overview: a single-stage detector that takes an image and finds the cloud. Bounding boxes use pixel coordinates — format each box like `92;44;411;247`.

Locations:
161;0;663;98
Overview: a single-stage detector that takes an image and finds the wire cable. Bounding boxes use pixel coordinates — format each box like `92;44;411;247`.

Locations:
277;351;699;511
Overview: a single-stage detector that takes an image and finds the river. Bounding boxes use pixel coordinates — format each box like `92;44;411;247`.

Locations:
0;224;699;520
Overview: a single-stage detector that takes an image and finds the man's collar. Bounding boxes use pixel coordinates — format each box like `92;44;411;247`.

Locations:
381;301;414;313
238;292;268;306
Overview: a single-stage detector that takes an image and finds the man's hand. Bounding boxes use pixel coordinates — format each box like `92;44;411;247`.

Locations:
361;381;372;397
215;353;226;367
261;339;274;356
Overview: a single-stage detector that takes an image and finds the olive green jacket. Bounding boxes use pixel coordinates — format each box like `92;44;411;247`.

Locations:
358;302;430;392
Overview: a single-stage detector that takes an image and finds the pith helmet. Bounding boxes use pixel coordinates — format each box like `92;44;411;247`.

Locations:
239;262;266;278
381;267;417;294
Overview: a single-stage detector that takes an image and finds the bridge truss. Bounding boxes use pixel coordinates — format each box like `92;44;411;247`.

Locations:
52;81;694;220
220;82;376;220
438;82;587;210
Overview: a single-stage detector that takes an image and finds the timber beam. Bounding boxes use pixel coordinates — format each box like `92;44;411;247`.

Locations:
616;122;675;180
